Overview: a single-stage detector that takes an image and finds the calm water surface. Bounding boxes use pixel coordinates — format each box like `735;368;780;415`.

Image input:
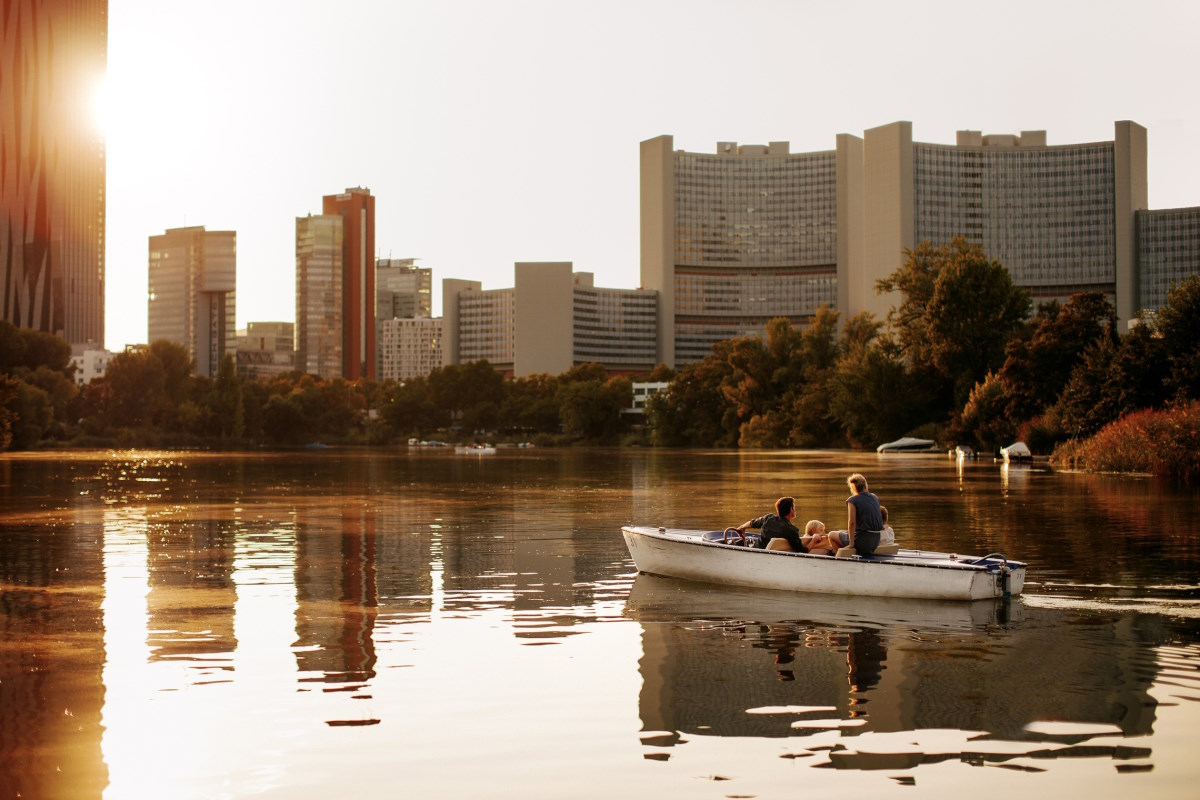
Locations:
1;448;1198;799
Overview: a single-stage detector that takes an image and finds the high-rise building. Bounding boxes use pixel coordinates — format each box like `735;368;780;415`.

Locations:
641;136;860;367
1;0;107;345
147;226;236;378
1137;207;1200;313
322;188;376;380
863;121;1147;323
376;258;432;320
643;122;1167;367
443;263;658;377
295;214;343;380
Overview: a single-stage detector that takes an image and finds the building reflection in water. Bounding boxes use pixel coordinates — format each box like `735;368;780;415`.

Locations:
0;506;108;798
627;574;1160;768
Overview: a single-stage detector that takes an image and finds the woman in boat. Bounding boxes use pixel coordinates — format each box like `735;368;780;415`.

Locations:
842;473;884;556
733;496;807;552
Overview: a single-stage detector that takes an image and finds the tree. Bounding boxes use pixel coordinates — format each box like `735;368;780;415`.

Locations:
879;238;1031;410
827;331;921;447
1000;292;1118;424
0;377;19;449
557;375;631;441
952;372;1016;453
1156;275;1200;401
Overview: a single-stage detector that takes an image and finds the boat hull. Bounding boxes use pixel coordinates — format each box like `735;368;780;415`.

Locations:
621;526;1025;601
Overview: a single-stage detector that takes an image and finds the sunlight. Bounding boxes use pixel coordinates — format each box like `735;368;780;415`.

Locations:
91;76;110;138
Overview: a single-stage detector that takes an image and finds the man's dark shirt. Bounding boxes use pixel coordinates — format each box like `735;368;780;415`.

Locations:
747;513;807;552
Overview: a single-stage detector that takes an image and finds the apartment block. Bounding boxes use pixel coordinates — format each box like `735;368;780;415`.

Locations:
379;317;442;382
147;226;236;378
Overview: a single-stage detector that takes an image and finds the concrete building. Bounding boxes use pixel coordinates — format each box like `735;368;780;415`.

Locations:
1;0;107;345
379;317;442;382
321;188;376;380
1137;207;1200;313
295;214;343;380
643;122;1174;367
147;226;236;379
445;281;515;373
69;344;113;386
863;121;1147;323
642;136;858;367
236;321;295;380
443;262;658;377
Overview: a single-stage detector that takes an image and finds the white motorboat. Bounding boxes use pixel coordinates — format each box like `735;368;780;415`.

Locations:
876;436;939;453
621;526;1025;601
1000;441;1033;462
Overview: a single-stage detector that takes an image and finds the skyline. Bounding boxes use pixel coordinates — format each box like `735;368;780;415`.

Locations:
102;0;1200;352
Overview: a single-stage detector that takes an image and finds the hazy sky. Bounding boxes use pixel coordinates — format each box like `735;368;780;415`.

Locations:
102;0;1200;351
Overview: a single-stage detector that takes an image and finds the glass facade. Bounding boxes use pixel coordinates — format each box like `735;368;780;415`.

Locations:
295;215;343;380
1137;207;1200;313
458;288;514;368
913;143;1117;299
1;0;107;344
671;147;838;364
572;287;657;370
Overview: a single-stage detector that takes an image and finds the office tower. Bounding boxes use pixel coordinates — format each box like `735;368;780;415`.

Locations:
1;0;107;345
376;258;432;320
147;226;236;378
642;123;1169;366
322;188;375;380
641;136;861;368
443;263;658;377
295;214;343;380
1136;207;1200;314
378;317;442;382
863;121;1147;323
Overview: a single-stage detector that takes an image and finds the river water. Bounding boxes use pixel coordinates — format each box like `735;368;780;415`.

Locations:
1;448;1198;799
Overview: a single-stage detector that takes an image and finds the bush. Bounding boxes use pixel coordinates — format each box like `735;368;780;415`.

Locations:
1051;402;1200;481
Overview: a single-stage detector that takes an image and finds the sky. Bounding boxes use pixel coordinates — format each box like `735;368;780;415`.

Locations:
101;0;1200;352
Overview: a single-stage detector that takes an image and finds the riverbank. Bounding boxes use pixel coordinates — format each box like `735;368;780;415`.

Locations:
1050;401;1200;481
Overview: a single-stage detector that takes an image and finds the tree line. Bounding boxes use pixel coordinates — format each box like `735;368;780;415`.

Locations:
3;237;1198;461
0;332;649;450
646;239;1200;458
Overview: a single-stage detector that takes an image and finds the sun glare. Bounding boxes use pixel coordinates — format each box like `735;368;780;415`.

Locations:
91;76;110;138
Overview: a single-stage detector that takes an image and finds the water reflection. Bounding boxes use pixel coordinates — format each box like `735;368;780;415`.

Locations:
2;449;1200;798
626;573;1163;771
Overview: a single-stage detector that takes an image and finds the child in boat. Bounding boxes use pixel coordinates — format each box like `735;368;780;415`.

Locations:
801;520;839;556
880;505;896;545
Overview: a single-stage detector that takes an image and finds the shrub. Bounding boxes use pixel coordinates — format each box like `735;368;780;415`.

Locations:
1051;402;1200;481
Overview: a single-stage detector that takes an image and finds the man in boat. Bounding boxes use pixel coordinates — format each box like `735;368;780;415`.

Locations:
732;496;808;552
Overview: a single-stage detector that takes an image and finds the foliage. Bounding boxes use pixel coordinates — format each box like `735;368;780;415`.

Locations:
879;238;1031;409
1156;275;1200;401
1051;402;1200;481
950;372;1016;453
999;292;1118;423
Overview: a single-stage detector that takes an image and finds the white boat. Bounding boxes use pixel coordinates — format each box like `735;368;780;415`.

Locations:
876;436;938;453
1000;441;1032;462
621;526;1025;601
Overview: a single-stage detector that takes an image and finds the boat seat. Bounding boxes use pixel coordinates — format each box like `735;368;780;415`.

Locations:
873;544;900;555
765;538;793;552
835;547;857;558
